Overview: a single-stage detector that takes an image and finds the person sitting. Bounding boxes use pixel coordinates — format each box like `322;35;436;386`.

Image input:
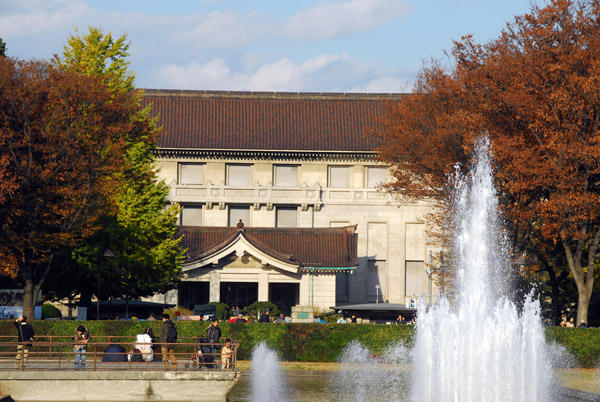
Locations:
102;342;127;362
134;333;154;362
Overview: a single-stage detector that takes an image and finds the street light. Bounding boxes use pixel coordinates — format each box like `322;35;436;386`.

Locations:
375;284;381;304
97;248;115;321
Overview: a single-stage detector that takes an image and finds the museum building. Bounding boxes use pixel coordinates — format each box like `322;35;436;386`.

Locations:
141;90;436;315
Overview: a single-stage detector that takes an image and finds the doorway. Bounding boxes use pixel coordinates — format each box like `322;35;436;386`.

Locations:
270;283;299;316
220;282;258;310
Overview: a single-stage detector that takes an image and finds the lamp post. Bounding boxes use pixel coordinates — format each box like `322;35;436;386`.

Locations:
97;248;116;321
375;284;380;304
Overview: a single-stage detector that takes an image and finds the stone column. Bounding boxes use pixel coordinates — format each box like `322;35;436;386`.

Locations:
209;271;220;302
299;274;311;305
258;272;269;301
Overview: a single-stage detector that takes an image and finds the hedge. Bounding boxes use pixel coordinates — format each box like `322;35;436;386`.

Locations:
0;321;597;367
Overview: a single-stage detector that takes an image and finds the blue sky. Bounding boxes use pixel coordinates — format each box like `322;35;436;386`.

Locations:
1;0;537;93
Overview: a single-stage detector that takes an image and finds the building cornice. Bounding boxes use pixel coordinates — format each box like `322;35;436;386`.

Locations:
153;148;378;162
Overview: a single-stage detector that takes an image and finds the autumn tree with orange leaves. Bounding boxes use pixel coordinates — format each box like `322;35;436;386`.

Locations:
376;0;600;325
0;57;156;319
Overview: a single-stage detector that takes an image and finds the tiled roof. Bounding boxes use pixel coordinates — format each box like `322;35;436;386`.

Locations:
140;90;404;152
177;225;358;268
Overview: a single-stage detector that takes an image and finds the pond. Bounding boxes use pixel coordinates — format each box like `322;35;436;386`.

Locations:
227;373;332;402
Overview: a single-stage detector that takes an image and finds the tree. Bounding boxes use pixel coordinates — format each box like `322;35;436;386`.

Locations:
50;27;184;313
61;27;134;93
376;0;600;325
0;57;152;318
0;38;6;56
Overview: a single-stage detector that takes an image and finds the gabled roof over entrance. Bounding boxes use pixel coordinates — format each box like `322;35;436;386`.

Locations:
177;225;358;271
141;90;404;152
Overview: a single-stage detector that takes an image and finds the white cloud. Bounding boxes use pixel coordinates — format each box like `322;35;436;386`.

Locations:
156;55;344;91
0;0;93;36
284;0;412;40
349;76;411;93
177;9;270;48
153;52;407;93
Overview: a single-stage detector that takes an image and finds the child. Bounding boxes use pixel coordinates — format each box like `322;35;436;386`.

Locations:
221;338;233;370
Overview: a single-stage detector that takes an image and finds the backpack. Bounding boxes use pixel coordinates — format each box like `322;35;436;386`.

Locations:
166;324;177;343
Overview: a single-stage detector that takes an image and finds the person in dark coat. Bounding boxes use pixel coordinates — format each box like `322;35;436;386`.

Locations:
206;318;221;367
159;313;178;370
14;315;34;369
258;310;271;323
101;342;127;362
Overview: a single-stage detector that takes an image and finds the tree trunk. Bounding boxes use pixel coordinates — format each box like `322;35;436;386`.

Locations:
576;288;591;326
563;238;596;327
22;279;35;320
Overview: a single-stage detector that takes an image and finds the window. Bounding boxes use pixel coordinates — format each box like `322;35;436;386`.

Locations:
329;166;350;188
367;167;387;188
227;164;252;186
276;207;297;228
180;205;203;226
228;206;250;227
179;163;204;185
405;261;424;297
274;165;298;187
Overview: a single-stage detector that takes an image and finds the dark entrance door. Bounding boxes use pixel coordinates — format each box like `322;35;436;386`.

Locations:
178;282;209;311
220;282;258;310
269;283;299;316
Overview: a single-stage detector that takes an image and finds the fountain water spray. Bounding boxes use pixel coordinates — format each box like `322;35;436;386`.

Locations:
410;135;550;402
250;342;288;402
334;341;411;402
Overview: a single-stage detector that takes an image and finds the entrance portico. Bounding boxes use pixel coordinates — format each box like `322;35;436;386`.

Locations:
176;225;357;312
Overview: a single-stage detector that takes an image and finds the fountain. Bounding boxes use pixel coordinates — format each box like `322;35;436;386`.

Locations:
334;340;411;401
242;136;555;402
410;135;550;401
250;342;288;402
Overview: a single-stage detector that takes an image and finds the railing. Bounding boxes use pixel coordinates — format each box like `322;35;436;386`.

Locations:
0;336;238;372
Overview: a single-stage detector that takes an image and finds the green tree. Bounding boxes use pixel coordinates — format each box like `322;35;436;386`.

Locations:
50;27;184;314
0;38;6;56
61;27;134;93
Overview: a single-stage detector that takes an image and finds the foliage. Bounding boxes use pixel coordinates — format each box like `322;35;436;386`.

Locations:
0;38;5;56
41;304;62;319
376;0;600;325
163;306;193;318
208;302;230;320
243;301;280;322
60;27;134;93
44;27;184;306
0;57;151;320
545;327;600;368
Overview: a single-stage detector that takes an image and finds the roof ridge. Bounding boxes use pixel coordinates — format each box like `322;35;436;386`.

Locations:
140;88;407;101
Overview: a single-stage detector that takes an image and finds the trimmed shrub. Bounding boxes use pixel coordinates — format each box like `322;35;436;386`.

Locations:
244;301;280;322
41;304;62;319
208;302;230;320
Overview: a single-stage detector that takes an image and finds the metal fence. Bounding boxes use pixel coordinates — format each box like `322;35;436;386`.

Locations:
0;336;238;372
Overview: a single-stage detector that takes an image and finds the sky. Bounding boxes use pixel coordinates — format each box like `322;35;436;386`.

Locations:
1;0;537;93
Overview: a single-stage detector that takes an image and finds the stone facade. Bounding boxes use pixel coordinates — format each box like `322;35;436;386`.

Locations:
144;90;438;312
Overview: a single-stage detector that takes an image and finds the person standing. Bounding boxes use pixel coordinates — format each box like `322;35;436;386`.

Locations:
14;315;34;370
159;313;178;370
206;318;221;368
258;310;270;323
221;338;233;370
73;324;90;370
